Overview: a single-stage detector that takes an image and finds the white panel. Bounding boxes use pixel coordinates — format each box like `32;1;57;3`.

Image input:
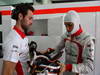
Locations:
48;16;63;36
31;19;48;36
0;6;11;10
79;12;96;37
95;12;100;75
33;13;65;20
0;6;12;74
33;1;100;9
2;16;11;41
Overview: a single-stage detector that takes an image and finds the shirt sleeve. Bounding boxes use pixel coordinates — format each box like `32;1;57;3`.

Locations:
3;39;20;63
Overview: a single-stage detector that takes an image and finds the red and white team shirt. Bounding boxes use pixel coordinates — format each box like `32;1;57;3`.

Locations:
3;26;30;75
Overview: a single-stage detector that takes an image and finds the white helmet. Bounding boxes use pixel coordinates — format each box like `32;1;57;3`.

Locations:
64;10;80;35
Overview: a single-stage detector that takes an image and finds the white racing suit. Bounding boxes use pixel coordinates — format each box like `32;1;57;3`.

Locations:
53;31;95;75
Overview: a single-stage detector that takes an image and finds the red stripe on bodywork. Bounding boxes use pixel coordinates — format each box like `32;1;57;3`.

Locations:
33;6;100;15
0;10;11;15
0;6;100;15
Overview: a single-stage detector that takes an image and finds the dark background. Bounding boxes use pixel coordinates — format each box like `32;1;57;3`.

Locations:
0;12;2;25
0;31;2;43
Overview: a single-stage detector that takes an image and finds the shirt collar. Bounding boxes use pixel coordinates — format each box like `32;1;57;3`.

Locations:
13;26;26;39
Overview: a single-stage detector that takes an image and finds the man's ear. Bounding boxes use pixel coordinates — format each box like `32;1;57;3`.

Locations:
18;13;23;20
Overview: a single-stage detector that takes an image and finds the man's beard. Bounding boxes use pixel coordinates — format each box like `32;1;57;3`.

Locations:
21;24;29;35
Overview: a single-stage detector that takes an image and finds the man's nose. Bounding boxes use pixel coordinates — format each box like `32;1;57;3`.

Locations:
30;21;33;25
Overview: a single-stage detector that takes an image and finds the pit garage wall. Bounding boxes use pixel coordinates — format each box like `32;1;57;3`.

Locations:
95;12;100;75
0;1;100;75
0;6;11;74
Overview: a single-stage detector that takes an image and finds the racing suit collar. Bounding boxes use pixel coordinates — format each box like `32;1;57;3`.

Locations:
71;25;83;38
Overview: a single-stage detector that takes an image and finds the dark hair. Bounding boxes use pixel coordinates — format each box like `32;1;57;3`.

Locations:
11;3;34;20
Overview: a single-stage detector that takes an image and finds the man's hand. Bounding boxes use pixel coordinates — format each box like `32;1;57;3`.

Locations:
38;48;54;54
2;60;16;75
38;50;48;54
59;63;66;75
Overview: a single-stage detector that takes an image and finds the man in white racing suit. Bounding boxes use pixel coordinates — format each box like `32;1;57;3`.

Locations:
53;10;95;75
